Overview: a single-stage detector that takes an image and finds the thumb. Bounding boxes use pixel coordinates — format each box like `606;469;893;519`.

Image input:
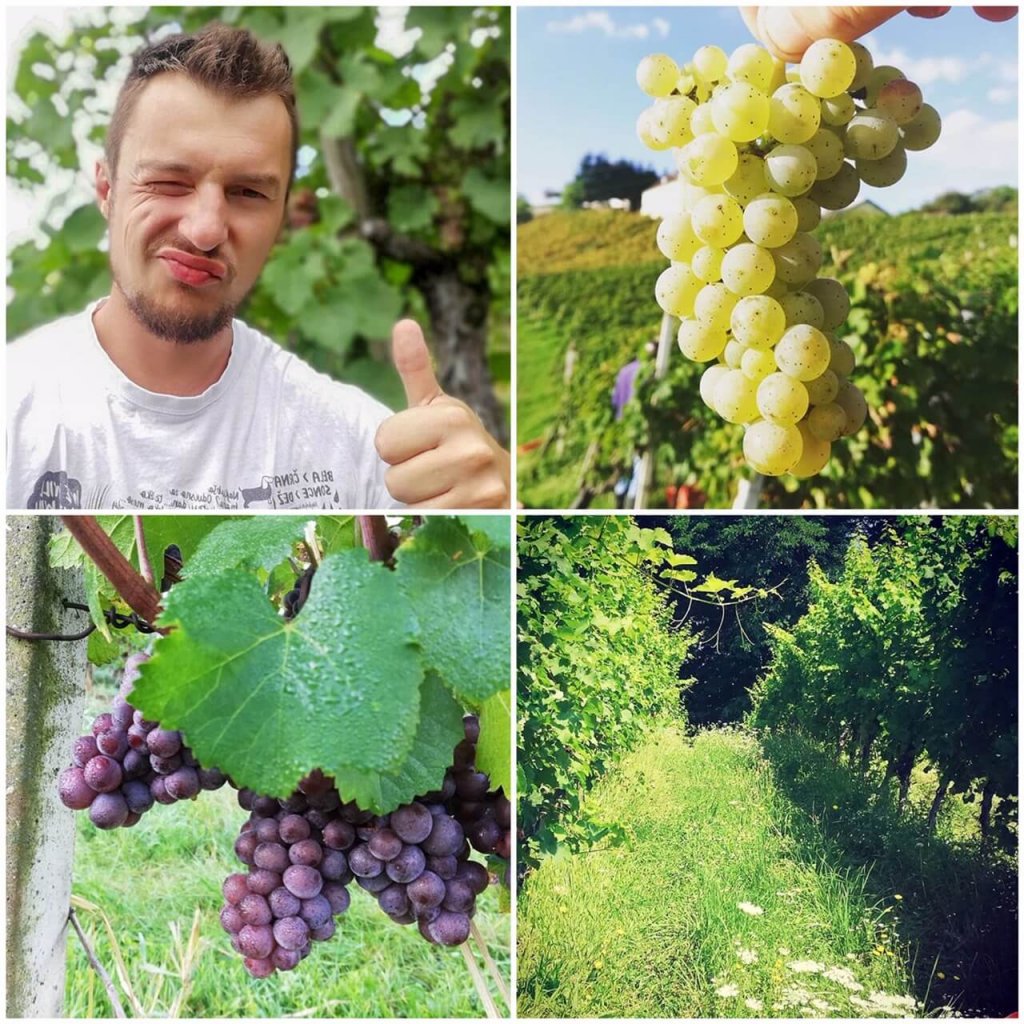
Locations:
392;319;443;408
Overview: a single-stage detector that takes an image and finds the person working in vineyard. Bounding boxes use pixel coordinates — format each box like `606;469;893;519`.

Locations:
6;23;510;511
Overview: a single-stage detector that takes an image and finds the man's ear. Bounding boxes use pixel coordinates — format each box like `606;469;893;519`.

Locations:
96;159;113;220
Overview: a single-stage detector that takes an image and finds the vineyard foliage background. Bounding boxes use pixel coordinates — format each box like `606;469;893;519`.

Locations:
516;209;1018;508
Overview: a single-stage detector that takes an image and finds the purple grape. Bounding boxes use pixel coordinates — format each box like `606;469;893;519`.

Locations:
89;791;129;829
151;776;175;805
252;795;279;817
454;770;489;800
122;749;148;778
299;895;332;929
198;767;226;790
72;735;100;768
422;816;464;857
149;753;182;776
279;814;310;843
379;884;411;918
283;865;322;899
111;696;135;729
280;793;308;814
238;924;274;959
310;919;336;941
288;839;323;867
122;779;154;815
268;887;301;918
84;755;123;793
91;713;115;736
255;818;281;844
223;873;249;905
126;724;150;750
59;767;96;810
322;882;351;915
273;916;310;951
271;947;302;971
463;715;480;744
220;905;244;934
456;860;490;895
386;844;426;884
254;842;290;874
443;879;476;914
368;828;403;862
238;893;272;926
468;815;503;854
320;849;349;881
246;869;282;897
322;819;355;850
390;802;434;844
426;855;458;881
421;910;471;946
237;789;255;811
357;874;393;895
407;871;446;910
164;767;199;801
123;811;142;827
234;832;259;866
146;729;181;758
243;956;275;978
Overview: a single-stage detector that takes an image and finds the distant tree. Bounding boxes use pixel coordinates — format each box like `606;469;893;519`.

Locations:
560;179;585;210
974;186;1018;214
517;194;534;224
920;191;975;215
565;153;658;211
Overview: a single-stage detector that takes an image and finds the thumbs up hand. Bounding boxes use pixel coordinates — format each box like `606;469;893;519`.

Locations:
374;320;511;508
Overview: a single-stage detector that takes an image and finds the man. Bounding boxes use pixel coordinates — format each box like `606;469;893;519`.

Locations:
6;24;510;510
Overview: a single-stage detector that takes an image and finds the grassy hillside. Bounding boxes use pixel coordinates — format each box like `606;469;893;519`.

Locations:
516;210;1018;509
518;726;1016;1019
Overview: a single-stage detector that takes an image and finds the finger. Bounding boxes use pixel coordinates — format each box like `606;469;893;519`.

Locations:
384;447;465;506
375;404;466;466
392;319;442;408
749;6;905;62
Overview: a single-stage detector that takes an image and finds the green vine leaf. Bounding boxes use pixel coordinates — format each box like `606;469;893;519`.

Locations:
333;672;464;813
475;688;511;794
186;515;311;576
132;549;422;796
460;515;512;549
396;518;510;704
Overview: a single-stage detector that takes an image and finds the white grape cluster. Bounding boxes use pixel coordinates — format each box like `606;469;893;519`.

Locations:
635;39;940;478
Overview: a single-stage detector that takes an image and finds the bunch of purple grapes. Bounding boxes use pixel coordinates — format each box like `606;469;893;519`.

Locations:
445;716;511;861
57;652;226;828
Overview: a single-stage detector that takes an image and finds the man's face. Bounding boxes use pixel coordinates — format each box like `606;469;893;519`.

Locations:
97;74;291;343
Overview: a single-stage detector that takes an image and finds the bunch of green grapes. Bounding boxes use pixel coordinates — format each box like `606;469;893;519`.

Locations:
636;39;940;478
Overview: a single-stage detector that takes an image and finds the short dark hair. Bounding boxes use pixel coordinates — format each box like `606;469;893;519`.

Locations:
106;23;299;186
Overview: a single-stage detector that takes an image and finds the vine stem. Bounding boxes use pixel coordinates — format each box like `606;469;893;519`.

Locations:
460;941;499;1018
470;919;510;1007
133;515;154;586
358;515;397;562
61;516;164;628
67;907;127;1019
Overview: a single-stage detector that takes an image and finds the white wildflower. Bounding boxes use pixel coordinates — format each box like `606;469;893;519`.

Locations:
786;959;825;974
745;998;764;1011
822;965;864;991
716;983;740;998
737;901;764;916
738;948;759;964
778;946;791;956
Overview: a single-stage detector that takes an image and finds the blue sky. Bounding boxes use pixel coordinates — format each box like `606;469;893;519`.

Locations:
517;6;1019;213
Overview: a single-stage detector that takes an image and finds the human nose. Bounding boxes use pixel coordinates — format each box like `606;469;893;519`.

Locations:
179;185;229;252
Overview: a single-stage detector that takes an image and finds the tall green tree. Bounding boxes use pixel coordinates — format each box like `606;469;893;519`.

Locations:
7;6;510;441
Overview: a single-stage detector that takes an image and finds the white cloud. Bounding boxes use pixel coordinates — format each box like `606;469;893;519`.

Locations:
915;108;1017;180
546;11;668;40
987;86;1015;104
865;42;969;85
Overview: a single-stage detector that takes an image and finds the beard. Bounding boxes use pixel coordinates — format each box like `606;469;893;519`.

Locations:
120;283;238;345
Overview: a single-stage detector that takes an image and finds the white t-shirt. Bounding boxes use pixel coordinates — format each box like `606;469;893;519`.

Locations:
6;301;398;510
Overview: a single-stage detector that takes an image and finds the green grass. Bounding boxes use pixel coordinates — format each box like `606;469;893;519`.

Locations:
64;692;510;1018
518;726;1015;1018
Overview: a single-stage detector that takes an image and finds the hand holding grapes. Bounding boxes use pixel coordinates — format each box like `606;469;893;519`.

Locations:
741;6;1017;62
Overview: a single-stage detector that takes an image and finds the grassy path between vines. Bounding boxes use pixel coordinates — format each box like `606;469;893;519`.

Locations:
517;726;1015;1018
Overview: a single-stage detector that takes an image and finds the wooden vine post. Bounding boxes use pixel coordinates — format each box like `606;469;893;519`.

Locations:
6;517;89;1017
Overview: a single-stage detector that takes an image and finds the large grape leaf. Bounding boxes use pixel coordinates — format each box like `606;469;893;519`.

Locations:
315;515;358;556
332;672;464;814
475;688;511;794
396;518;510;704
185;516;312;576
460;515;512;549
131;549;422;797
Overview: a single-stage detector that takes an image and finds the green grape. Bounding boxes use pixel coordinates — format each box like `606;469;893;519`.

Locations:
677;317;728;362
742;192;798;249
805;128;846;180
828;335;856;378
865;65;905;106
772;232;822;286
763;277;791;301
820;93;856;127
724;153;768;203
692;245;725;283
675;65;698;96
847;41;874;92
835;379;868;436
711;81;771;142
774;323;831;380
807;402;847;442
845;108;899;160
651;95;698;147
857;142;908;187
877;79;923;125
792;196;822;232
726;43;774;91
657;212;702;262
790;422;831;477
741;347;777;382
757;371;809;426
808;161;860;210
767;83;821;144
699;363;730;409
723;338;746;369
720;242;776;296
677;133;739;185
692;194;745;248
780;290;825;329
743;420;803;476
763;144;817;197
694;44;728;82
694;282;739;329
655;263;702;317
901;104;941;151
804;278;850;332
690;102;718;134
714;369;760;423
637;53;681;97
730;294;786;349
637;107;672;151
799;39;856;98
804;368;840;405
